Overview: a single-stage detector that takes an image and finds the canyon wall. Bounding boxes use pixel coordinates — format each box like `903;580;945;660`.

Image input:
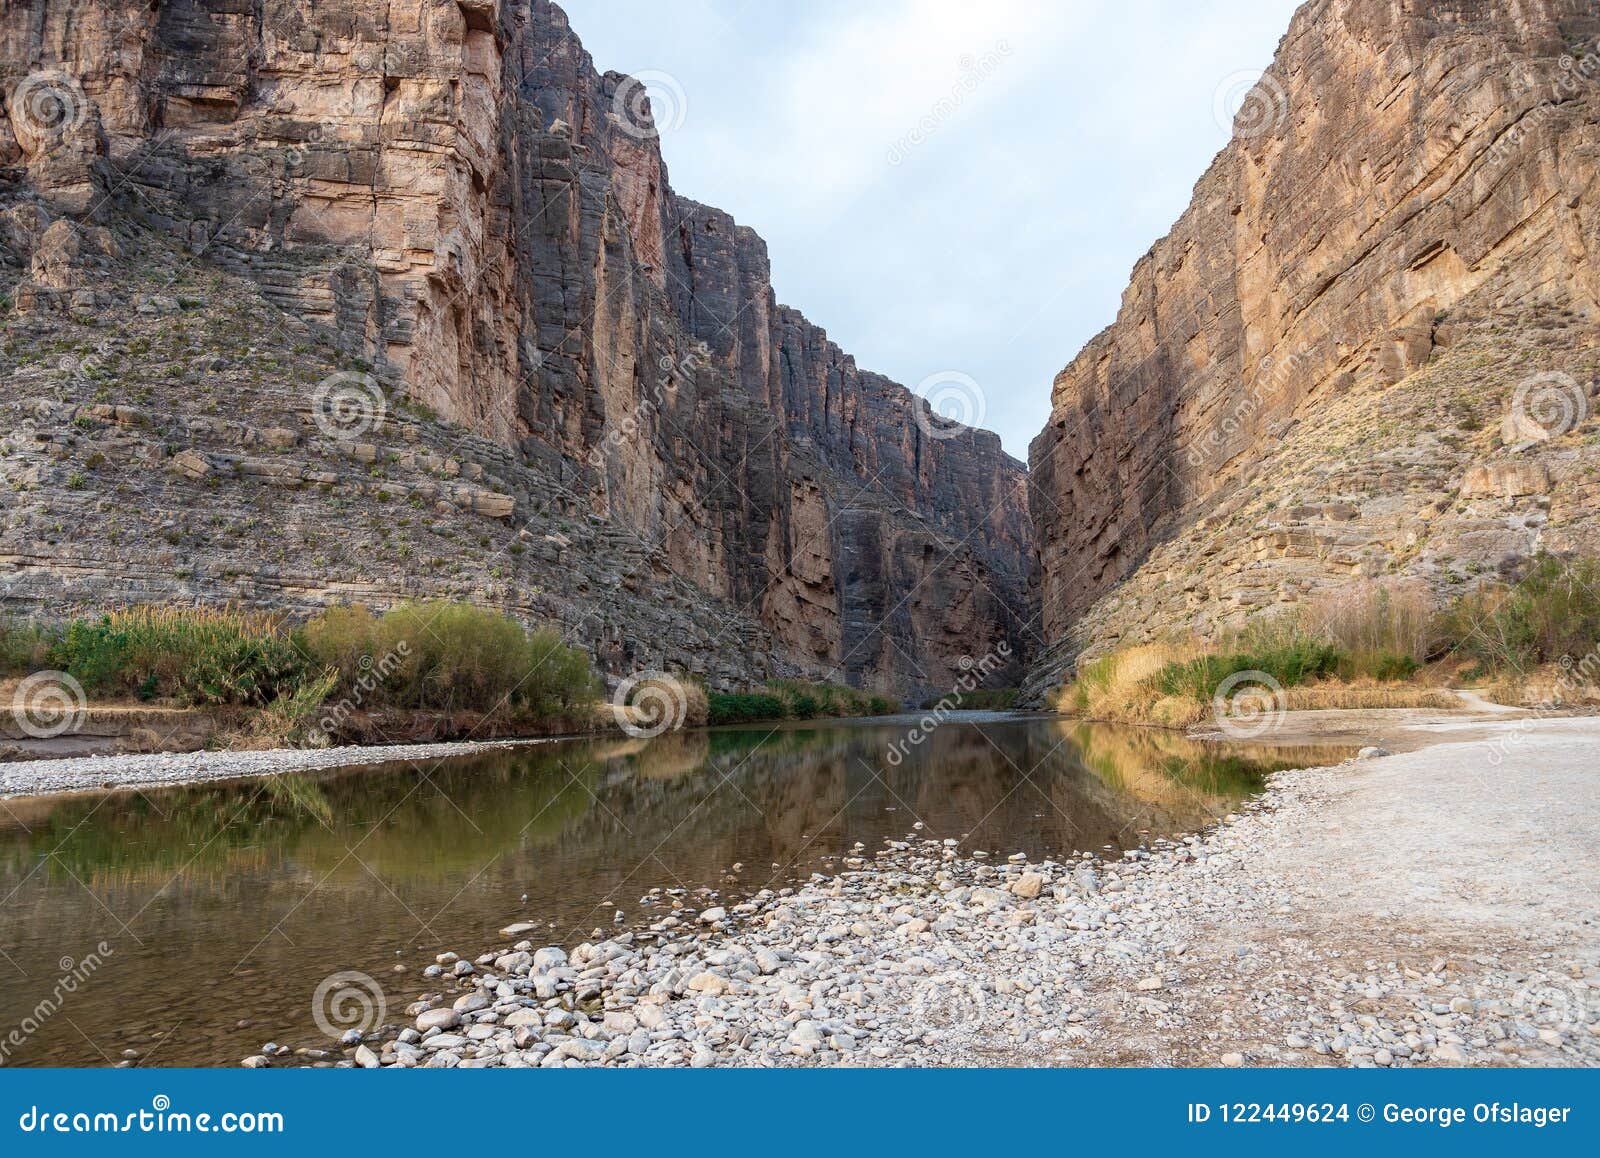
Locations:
0;0;1033;698
1028;0;1600;692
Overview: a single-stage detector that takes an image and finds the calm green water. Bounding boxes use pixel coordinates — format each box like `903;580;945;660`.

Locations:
0;715;1347;1066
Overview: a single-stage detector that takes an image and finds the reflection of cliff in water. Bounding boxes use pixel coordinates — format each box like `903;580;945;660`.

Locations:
0;721;1345;893
1039;721;1341;845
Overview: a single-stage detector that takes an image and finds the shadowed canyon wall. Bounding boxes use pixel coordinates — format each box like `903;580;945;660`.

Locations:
1027;0;1600;693
0;0;1034;698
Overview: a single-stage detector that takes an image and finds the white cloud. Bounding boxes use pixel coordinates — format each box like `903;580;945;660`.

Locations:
561;0;1301;457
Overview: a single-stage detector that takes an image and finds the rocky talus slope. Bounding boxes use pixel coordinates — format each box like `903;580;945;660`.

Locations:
0;0;1033;699
1027;0;1600;697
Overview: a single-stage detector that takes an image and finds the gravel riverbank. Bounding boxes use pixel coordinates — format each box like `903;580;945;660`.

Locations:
265;716;1598;1069
0;737;561;799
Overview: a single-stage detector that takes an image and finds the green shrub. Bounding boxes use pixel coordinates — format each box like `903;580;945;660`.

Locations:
50;606;306;705
708;680;898;725
1340;650;1420;682
254;669;340;746
707;692;787;725
1154;638;1341;701
0;615;59;675
292;605;379;687
1434;553;1600;673
920;687;1017;710
298;600;596;716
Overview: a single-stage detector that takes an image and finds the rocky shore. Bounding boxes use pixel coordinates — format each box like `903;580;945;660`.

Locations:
0;737;559;799
264;719;1599;1069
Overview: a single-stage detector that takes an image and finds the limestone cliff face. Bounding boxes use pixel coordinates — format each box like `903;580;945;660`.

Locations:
0;0;1032;698
1028;0;1600;690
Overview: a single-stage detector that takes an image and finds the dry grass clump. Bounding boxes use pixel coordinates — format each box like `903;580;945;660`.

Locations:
1058;643;1208;727
1304;581;1431;679
1060;586;1455;727
610;673;709;732
1281;684;1460;711
5;600;601;745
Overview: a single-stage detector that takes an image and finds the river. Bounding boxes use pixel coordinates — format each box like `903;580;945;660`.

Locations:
0;714;1348;1066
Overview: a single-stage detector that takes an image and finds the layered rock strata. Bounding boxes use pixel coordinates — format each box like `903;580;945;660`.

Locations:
1028;0;1600;694
0;0;1034;698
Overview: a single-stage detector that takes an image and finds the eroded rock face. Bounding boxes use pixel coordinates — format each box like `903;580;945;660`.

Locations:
1027;0;1600;690
0;0;1033;698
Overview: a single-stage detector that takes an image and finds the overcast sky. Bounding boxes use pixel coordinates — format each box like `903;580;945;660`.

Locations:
560;0;1303;461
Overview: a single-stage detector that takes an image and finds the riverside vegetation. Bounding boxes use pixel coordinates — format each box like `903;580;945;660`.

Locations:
1;602;599;744
707;680;897;726
1;603;909;748
1061;552;1600;726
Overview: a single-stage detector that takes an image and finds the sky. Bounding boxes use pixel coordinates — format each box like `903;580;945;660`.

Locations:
560;0;1303;461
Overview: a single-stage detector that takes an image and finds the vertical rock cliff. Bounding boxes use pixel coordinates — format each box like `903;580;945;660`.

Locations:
1028;0;1600;692
0;0;1034;698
